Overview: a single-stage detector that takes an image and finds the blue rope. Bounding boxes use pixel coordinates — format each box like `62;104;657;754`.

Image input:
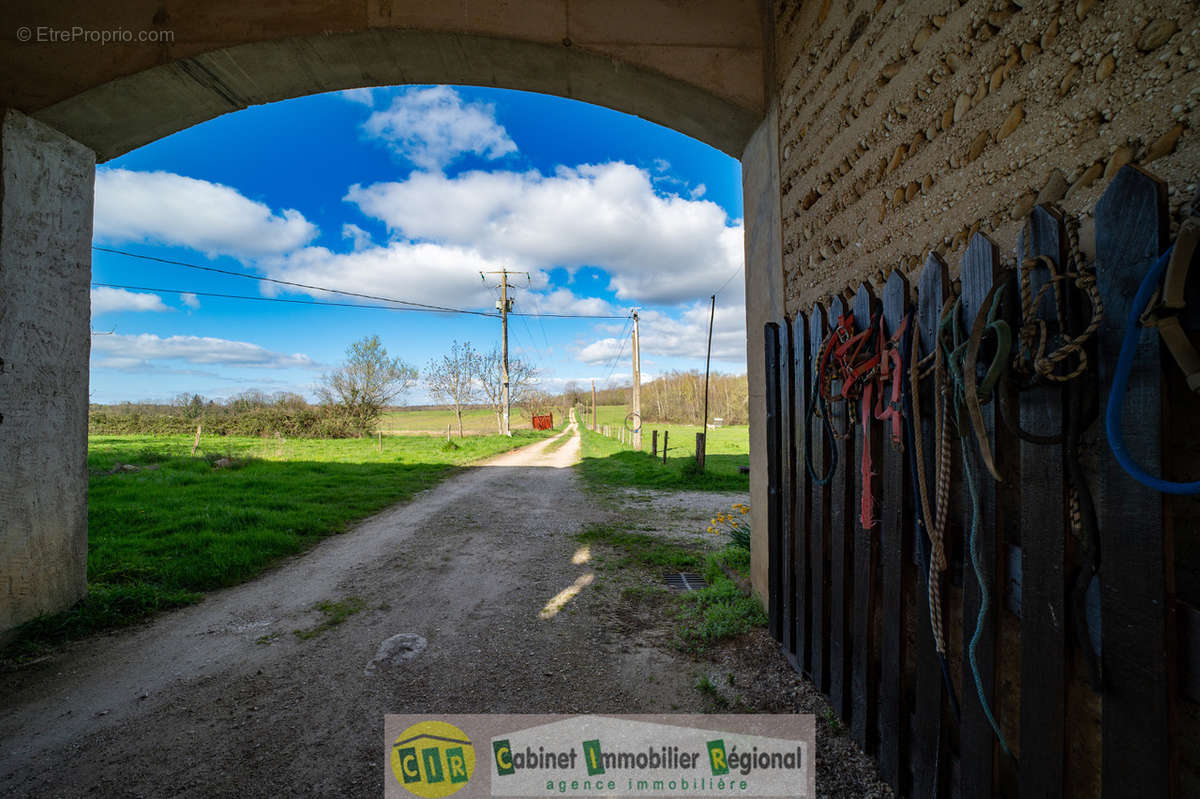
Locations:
1104;245;1200;494
960;429;1013;758
942;297;1012;758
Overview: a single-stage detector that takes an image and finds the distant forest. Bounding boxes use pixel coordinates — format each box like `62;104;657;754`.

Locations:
560;371;748;426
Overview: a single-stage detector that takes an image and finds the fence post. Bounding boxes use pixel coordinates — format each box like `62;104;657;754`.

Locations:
652;430;658;456
851;283;880;754
790;310;811;676
191;423;202;455
696;432;706;470
959;231;1002;799
1094;165;1173;798
662;431;668;464
809;304;830;694
826;295;852;722
1016;205;1069;798
877;270;911;791
764;321;783;642
911;253;948;799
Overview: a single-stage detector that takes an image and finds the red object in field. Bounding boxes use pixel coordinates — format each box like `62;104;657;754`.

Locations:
532;414;553;430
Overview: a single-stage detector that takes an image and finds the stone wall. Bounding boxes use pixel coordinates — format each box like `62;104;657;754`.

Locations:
775;0;1199;311
0;110;94;633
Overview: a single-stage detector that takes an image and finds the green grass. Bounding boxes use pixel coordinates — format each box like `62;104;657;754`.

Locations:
378;406;569;434
675;547;766;653
577;523;764;655
3;430;550;659
578;524;706;571
294;597;366;640
575;427;749;492
541;429;572;455
586;405;749;454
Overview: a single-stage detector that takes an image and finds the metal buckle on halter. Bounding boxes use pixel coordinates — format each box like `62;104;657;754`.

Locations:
1141;217;1200;392
836;326;851;344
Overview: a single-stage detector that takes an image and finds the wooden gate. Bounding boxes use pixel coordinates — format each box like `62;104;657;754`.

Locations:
764;166;1198;797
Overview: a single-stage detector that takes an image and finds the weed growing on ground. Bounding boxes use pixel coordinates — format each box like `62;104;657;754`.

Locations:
577;522;765;656
294;597;365;640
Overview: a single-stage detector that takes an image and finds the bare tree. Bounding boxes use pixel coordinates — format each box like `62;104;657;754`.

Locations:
317;335;417;434
425;340;479;438
476;345;537;434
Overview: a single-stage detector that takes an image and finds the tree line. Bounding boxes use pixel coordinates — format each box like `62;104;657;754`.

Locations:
90;335;545;438
560;370;749;426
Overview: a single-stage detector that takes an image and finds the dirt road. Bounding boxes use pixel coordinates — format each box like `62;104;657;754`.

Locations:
0;424;886;798
0;426;681;796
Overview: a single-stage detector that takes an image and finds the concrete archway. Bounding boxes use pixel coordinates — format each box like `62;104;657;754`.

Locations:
0;2;785;632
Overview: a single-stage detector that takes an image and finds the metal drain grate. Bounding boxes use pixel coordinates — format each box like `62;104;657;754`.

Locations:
663;573;707;591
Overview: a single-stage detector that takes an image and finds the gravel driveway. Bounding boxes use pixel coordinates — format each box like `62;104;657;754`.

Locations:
0;423;886;797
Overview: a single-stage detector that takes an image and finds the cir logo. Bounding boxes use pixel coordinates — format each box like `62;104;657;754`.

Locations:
390;720;476;797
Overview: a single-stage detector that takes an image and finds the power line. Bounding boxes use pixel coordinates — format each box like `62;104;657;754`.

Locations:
604;315;634;382
712;264;744;297
91;283;500;316
95;245;630;320
510;310;628;319
93;246;495;317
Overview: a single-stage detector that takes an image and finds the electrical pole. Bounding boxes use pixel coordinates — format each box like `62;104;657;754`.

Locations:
481;268;528;437
631;309;642;451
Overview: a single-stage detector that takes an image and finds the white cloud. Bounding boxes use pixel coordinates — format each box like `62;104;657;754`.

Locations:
180;293;201;309
94;168;319;257
362;86;517;171
340;87;376;107
345;162;744;306
92;333;316;370
342;223;374;251
258;241;512;311
91;287;170;314
689;183;707;200
522;288;618;318
576;298;746;365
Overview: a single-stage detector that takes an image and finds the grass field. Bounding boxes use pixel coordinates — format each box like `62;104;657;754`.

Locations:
574;405;749;492
575;426;749;492
583;404;750;458
378;406;568;435
4;430;551;657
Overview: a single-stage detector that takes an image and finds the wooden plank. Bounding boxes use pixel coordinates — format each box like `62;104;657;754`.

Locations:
792;312;812;675
878;270;911;791
911;253;948;799
1180;601;1200;704
1016;205;1068;798
852;283;880;753
809;305;831;694
781;318;796;664
828;295;853;719
765;322;784;642
959;232;1002;799
1094;164;1175;799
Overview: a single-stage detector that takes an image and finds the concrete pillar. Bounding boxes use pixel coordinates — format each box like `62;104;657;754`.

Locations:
740;101;785;607
0;109;95;633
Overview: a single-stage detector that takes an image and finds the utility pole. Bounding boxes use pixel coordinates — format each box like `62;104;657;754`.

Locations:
631;309;642;451
481;268;528;436
591;380;597;432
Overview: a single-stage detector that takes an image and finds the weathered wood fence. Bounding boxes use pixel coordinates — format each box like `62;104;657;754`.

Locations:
765;165;1198;797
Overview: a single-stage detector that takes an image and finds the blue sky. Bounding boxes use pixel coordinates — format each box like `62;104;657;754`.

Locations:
89;85;746;404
